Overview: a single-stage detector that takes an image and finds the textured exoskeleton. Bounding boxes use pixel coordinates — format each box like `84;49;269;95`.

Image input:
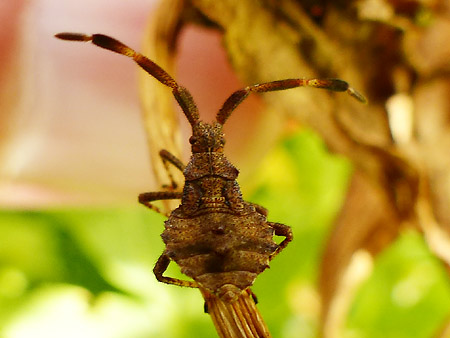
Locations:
159;121;290;302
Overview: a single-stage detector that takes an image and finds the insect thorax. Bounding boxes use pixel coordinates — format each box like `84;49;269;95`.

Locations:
183;153;239;181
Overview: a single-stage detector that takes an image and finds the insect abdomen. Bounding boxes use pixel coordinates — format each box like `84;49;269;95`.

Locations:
162;208;278;297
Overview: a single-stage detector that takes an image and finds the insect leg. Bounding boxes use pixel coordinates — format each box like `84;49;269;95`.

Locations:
248;202;268;217
138;191;182;217
159;149;185;190
268;222;293;260
153;253;198;288
140;149;183;215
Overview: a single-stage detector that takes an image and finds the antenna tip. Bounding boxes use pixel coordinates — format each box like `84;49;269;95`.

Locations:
347;87;368;104
55;32;92;42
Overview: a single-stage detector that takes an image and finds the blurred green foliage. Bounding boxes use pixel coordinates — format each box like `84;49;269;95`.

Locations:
0;130;449;337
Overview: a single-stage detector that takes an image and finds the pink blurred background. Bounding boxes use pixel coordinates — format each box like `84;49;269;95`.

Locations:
0;0;262;208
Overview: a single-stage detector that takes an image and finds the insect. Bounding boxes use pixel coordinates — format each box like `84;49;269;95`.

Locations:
55;32;366;303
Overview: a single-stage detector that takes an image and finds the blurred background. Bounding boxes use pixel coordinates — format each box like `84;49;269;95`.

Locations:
1;0;450;337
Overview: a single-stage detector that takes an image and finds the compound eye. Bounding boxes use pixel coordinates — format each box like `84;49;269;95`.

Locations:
189;136;197;144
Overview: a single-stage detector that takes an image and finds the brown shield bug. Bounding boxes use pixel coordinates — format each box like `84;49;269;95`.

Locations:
55;32;366;303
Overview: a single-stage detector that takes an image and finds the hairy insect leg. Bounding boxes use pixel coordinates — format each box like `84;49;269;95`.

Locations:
139;150;184;216
159;149;185;190
268;222;293;260
248;202;268;217
154;253;198;288
138;191;182;217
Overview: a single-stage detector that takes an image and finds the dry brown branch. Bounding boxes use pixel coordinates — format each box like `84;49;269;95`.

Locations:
139;0;186;212
201;288;272;338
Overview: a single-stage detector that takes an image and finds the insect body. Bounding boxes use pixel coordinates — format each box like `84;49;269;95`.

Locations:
142;119;293;302
56;32;366;303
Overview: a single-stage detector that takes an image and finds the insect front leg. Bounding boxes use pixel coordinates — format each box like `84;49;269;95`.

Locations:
159;149;185;190
268;222;293;260
139;150;184;216
153;253;198;288
248;202;268;217
138;191;182;217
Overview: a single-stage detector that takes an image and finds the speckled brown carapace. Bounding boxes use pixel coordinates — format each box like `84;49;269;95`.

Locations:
148;119;293;303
